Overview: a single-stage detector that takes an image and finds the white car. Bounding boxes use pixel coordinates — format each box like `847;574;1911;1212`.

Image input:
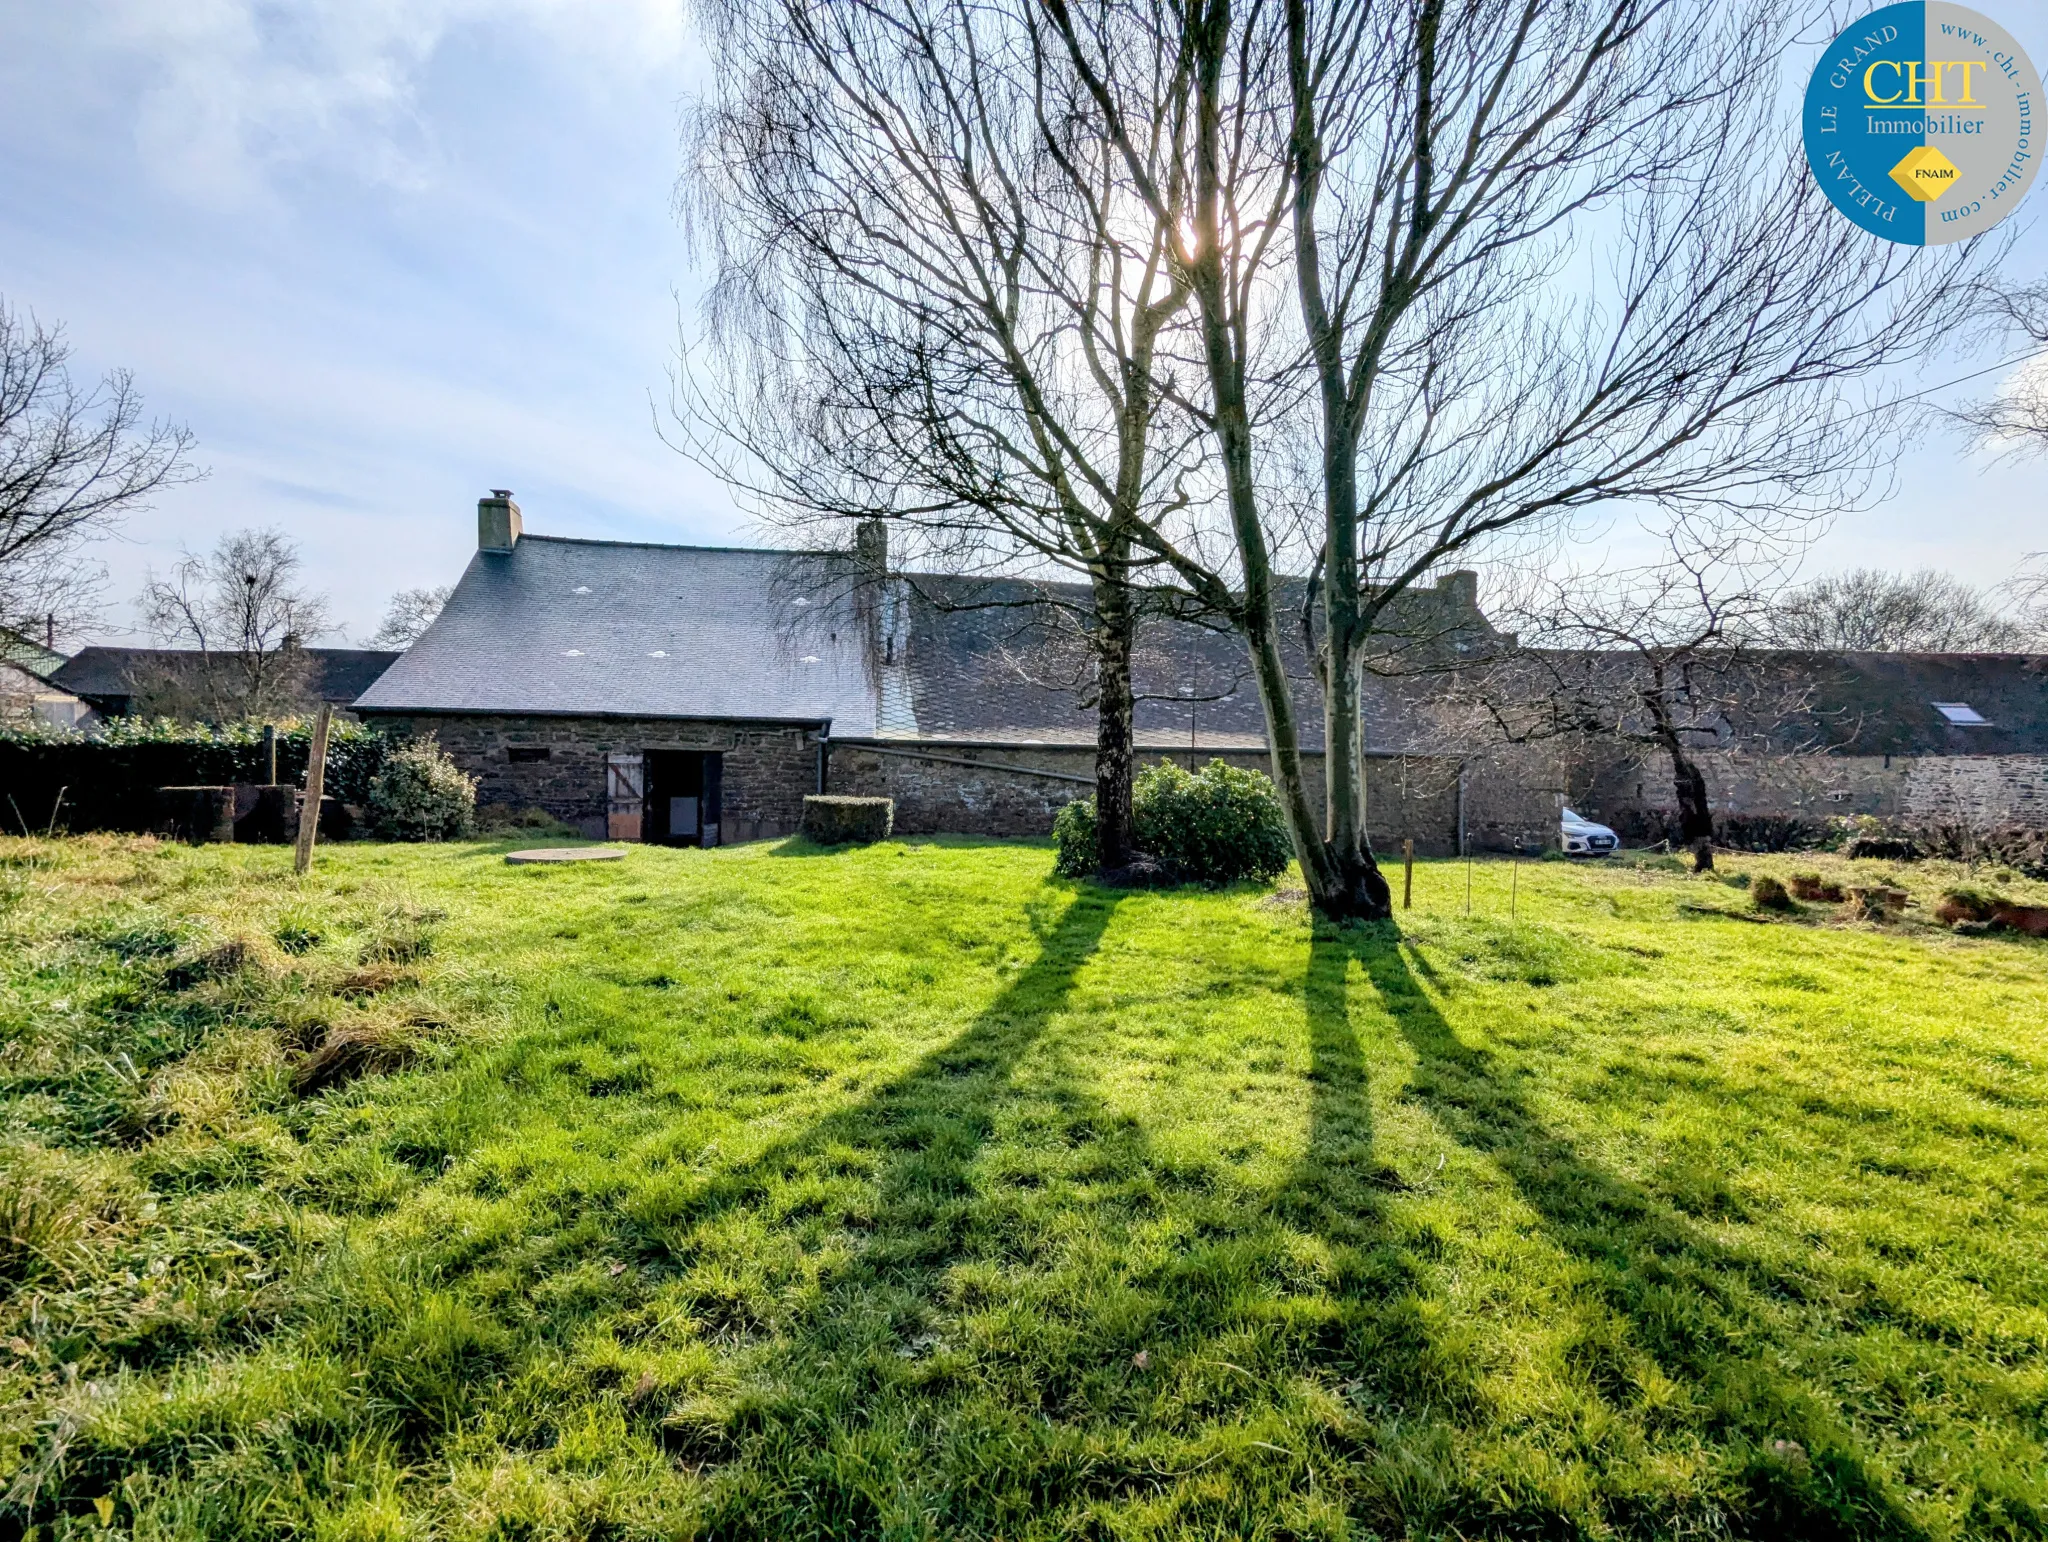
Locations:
1560;807;1618;857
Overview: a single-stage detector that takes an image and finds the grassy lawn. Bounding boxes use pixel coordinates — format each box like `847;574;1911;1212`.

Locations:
1;833;2045;1540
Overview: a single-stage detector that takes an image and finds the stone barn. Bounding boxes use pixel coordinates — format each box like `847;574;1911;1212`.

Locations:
352;492;1506;848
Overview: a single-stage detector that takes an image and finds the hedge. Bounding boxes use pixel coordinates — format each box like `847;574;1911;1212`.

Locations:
0;721;391;836
801;796;894;845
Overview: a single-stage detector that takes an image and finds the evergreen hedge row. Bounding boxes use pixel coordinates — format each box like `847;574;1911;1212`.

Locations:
0;720;391;836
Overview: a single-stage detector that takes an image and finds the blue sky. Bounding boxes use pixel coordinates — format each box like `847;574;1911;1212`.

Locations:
0;0;2044;644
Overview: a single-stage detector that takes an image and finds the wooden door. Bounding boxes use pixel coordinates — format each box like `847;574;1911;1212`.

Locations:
604;751;644;842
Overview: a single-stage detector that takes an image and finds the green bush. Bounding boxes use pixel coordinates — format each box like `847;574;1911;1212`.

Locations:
365;742;476;841
1056;759;1293;885
1052;798;1098;877
801;796;894;845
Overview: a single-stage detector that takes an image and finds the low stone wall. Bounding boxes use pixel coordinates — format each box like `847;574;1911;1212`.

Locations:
363;713;821;842
825;740;1471;853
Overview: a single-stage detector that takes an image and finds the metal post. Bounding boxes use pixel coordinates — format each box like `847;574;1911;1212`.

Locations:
1402;837;1414;911
294;704;333;876
262;724;277;785
1510;854;1519;920
1465;855;1473;916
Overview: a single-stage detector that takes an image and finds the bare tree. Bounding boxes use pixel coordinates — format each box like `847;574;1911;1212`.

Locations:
1764;568;2029;653
2000;554;2048;646
1952;280;2048;646
679;0;1208;872
137;528;332;723
1040;0;1989;917
1954;277;2048;451
367;585;452;649
0;298;200;643
1469;520;1817;871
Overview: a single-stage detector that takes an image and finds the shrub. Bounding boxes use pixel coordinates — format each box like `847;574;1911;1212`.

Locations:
1055;760;1293;885
1751;876;1796;912
1913;824;2048;879
1719;815;1829;853
802;795;894;845
0;718;392;833
1844;835;1919;862
365;742;476;841
1052;798;1098;878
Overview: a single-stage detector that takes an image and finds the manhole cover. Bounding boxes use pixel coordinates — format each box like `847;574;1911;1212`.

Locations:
505;847;627;865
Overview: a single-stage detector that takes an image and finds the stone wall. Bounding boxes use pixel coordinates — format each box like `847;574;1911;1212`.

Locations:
1903;756;2048;827
1560;747;2048;838
365;714;821;842
825;740;1472;853
385;711;2048;851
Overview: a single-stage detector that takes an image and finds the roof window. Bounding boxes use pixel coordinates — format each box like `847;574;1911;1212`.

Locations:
1932;702;1989;725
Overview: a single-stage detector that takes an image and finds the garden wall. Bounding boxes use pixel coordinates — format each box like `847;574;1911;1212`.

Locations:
824;739;1474;854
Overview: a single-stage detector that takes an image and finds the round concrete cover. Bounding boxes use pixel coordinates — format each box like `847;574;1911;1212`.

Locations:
505;847;628;864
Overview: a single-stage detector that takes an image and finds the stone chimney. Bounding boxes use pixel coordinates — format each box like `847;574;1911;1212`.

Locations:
854;517;888;576
1437;569;1479;617
478;489;522;552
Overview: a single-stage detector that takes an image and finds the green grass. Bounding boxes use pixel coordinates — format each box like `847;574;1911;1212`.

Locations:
1;833;2045;1540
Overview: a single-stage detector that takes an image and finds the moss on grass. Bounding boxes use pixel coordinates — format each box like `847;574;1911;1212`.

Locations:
1;834;2045;1538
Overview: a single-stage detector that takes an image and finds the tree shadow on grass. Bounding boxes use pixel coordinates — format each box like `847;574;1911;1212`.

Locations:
1316;923;1930;1541
640;887;1134;1536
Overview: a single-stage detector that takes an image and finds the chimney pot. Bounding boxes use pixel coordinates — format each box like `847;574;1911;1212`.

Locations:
479;490;523;552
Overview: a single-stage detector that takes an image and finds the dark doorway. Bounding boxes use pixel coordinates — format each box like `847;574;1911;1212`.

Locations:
644;751;723;846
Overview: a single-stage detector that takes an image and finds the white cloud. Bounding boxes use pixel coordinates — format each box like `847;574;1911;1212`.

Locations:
76;0;689;205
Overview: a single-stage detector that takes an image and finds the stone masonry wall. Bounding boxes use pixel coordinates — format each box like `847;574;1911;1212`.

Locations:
366;714;820;842
1903;756;2048;827
826;741;1470;853
1564;748;2048;838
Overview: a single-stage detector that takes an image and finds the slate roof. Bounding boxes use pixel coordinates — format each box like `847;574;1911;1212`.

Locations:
885;573;1449;752
355;532;2047;761
354;536;1487;752
50;647;401;710
353;538;881;728
1760;650;2048;756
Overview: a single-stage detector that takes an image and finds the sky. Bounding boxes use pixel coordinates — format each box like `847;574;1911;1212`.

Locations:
0;0;2044;646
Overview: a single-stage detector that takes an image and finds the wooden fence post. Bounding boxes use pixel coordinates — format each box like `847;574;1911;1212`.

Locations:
294;705;333;876
1402;838;1414;911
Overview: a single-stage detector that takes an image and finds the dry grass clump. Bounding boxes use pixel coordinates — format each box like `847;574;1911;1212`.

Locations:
1750;876;1795;912
291;1013;424;1096
0;1146;140;1288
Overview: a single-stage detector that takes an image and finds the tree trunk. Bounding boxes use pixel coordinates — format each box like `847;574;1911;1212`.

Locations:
1670;748;1715;872
1093;593;1136;873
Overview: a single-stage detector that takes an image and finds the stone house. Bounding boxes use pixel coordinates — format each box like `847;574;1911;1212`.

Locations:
353;492;1512;848
357;492;2046;851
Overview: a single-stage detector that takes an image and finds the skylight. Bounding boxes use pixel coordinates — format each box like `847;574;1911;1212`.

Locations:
1932;702;1989;725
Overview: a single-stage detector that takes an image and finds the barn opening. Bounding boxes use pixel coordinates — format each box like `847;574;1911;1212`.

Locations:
644;750;722;846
